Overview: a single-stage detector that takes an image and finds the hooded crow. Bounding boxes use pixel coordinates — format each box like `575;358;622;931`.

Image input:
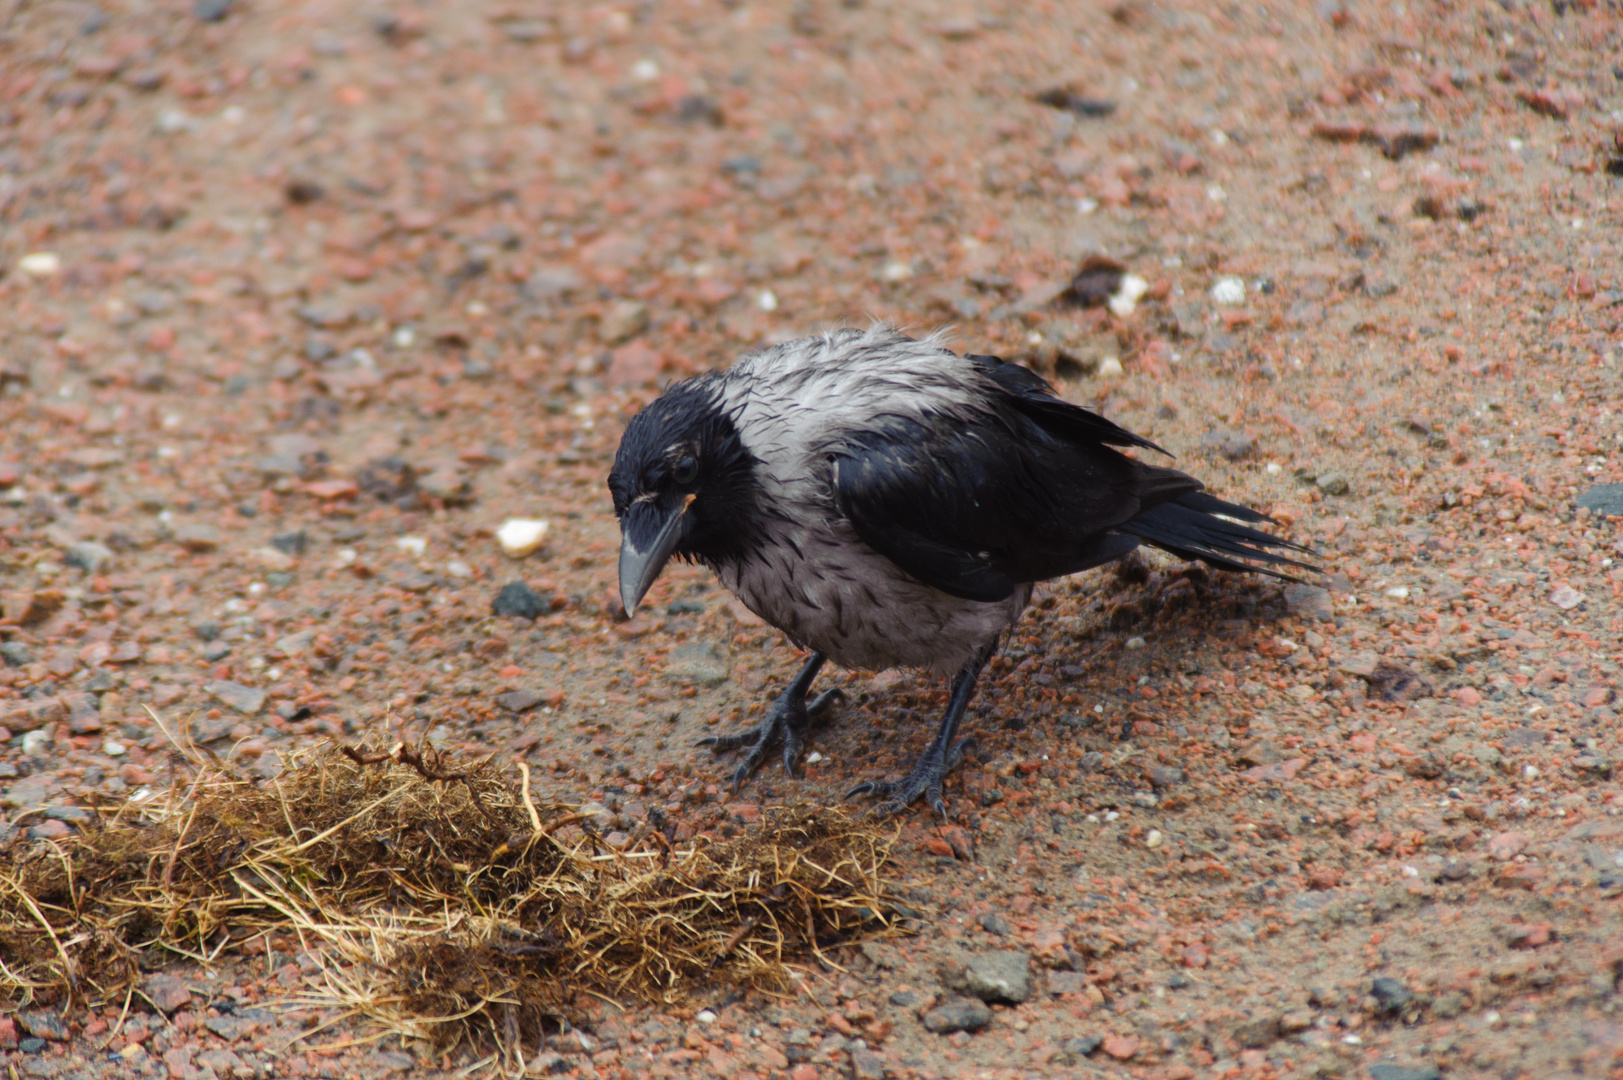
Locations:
608;326;1314;815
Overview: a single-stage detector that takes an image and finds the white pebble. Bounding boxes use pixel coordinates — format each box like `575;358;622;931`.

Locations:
392;326;417;349
1144;829;1163;849
445;559;473;579
1266;462;1283;474
1097;356;1124;378
756;289;778;312
695;1010;717;1025
1125;635;1146;649
334;547;358;566
1076;197;1099;215
1523;765;1538;779
1210;276;1246;305
497;518;550;558
19;252;61;277
103;739;127;757
631;59;660;81
396;535;428;557
1107;274;1149;318
882;261;913;282
805;751;825;764
1385;586;1409;599
156;108;192;134
1206;184;1226;202
22;730;51;755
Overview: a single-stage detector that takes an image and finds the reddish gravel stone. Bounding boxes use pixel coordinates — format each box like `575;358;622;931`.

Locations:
1103;1035;1140;1061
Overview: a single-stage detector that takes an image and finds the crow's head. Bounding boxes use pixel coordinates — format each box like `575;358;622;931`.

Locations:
607;375;760;615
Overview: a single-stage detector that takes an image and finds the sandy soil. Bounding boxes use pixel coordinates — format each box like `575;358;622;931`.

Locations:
2;1;1622;1078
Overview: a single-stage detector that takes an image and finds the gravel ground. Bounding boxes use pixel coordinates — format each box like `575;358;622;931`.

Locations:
2;1;1621;1078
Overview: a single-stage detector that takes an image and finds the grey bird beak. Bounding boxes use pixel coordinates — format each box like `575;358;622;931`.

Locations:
617;493;695;616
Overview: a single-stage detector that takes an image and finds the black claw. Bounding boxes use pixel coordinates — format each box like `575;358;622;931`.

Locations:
696;730;755;752
807;687;844;717
698;661;840;789
845;780;887;801
848;738;966;817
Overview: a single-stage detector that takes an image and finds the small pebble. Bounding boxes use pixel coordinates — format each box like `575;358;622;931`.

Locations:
1107;274;1149;317
497;518;549;558
1210;276;1246;305
19;252;62;277
1096;356;1124;378
492;580;546;620
1315;471;1350;496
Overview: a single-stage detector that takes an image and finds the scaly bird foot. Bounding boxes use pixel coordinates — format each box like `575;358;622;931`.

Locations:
847;735;976;818
697;688;842;791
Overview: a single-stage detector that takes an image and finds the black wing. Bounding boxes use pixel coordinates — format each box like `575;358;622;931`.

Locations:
832;355;1315;600
831;363;1197;602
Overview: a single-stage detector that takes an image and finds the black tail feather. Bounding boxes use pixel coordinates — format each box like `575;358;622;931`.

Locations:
1124;492;1319;582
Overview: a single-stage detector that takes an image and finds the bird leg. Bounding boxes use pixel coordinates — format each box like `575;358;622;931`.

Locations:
847;648;990;818
696;652;842;791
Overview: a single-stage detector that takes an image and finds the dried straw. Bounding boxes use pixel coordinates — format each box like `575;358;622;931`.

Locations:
0;737;900;1063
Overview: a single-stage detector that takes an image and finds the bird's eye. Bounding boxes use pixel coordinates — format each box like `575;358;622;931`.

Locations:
672;455;699;485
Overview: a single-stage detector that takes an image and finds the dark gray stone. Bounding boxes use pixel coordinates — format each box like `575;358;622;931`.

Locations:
920;997;992;1034
492;581;545;620
194;0;231;20
849;1045;886;1080
1370;977;1412;1013
202;641;232;662
1283;584;1334;621
1579;484;1623;519
946;950;1033;1004
978;912;1012;935
1;641;34;666
270;531;308;556
1062;1035;1103;1059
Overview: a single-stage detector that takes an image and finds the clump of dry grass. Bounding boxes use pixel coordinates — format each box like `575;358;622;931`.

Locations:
0;730;900;1064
